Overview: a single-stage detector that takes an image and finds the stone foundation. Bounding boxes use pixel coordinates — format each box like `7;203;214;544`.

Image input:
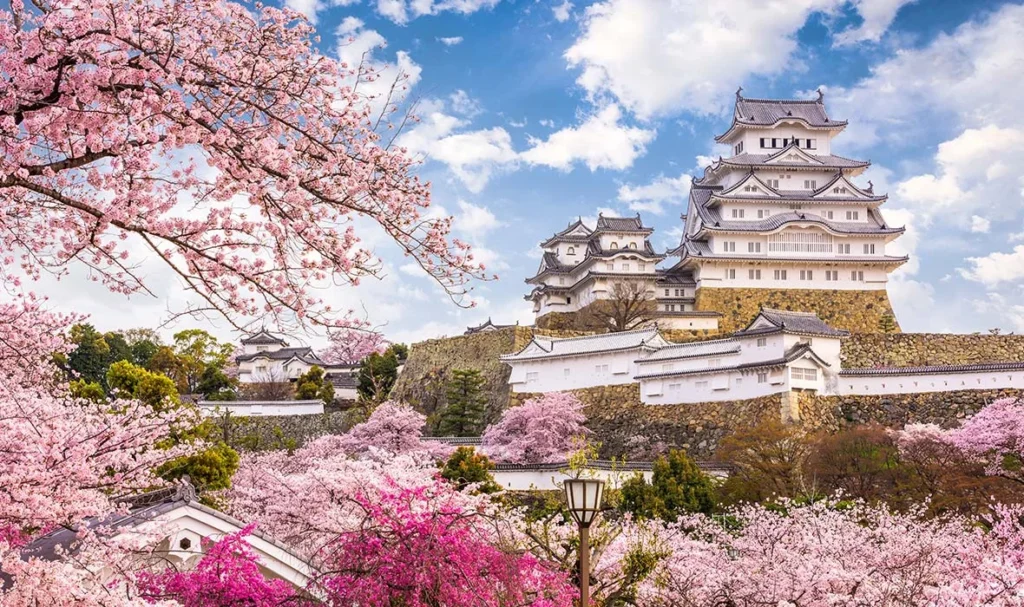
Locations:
841;333;1024;368
694;287;899;334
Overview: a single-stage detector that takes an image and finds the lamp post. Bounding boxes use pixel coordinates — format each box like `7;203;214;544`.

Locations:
563;478;605;607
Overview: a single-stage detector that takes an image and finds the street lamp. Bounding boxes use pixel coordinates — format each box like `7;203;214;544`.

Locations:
563;478;605;607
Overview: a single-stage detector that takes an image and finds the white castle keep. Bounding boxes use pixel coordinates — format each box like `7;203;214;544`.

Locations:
526;90;906;329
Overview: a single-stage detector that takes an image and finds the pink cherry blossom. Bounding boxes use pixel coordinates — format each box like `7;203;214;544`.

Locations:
320;328;388;365
481;392;589;464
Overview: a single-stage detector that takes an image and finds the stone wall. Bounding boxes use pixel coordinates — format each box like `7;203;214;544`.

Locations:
807;388;1023;429
510;384;782;459
390;326;534;428
694;287;899;334
212;411;357;452
841;333;1024;368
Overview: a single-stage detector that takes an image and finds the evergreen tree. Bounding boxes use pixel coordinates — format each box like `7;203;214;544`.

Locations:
357;349;400;403
438;368;488;436
103;331;134;367
440;447;500;494
878;313;898;333
295;365;335;405
66;323;111;386
197;365;237;401
620;450;717;521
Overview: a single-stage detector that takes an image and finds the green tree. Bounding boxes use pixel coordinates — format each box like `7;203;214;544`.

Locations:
123;328;162;367
105;360;239;492
171;329;235;393
103;332;133;367
295;365;335;405
438;368;488;436
440;447;500;494
878;313;898;333
69;379;106;402
620;450;717;521
66;323;111;386
357;349;400;403
389;343;409;360
197;365;237;401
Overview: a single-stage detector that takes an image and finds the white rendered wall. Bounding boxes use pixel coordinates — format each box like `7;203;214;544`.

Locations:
640;367;790;404
656;316;719;330
491;468;655;491
198;400;324;416
838;371;1024;396
734;124;835;156
509;350;642;393
695;262;890;290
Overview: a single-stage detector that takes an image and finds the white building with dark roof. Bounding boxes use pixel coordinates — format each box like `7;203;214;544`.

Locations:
235;331;358;397
502;308;1024;404
526;214;718;330
665;89;907;292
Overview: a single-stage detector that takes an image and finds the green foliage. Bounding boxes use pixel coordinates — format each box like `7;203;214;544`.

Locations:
389;343;409;360
197;365;237;401
295;365;334;405
103;332;133;366
157;441;240;492
107;360;179;411
620;450;717;521
440;447;500;493
171;329;235;394
69;379;105;402
438;368;488;436
357;348;400;403
66;323;111;386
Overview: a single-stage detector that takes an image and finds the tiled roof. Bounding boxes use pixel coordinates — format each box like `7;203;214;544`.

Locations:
236;346;323;364
595;214;651;233
636;343;827;380
639;338;741;362
329;373;358;389
465;318;518;335
656;270;697;285
715;92;847;142
422;436;483;446
720;152;868;169
501;327;663;361
840;361;1024;377
698;209;904;236
585;239;664;259
489;460;732;474
240;330;288;346
734;308;850;338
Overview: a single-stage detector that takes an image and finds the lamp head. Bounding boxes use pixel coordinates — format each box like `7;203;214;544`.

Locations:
563;478;605;527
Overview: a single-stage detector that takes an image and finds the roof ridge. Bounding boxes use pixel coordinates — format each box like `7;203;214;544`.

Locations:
740;96;822;104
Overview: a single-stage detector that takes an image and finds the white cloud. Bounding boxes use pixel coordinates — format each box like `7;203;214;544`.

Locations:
455;200;504;234
959;245;1024;287
832;0;916;46
617;172;692;215
437;36;464;46
539;119;555;128
399;103;518;193
564;0;908;119
373;0;500;25
509;118;527;128
970;215;991;234
520;104;655;171
552;0;573;22
336;18;422;118
449;90;482;117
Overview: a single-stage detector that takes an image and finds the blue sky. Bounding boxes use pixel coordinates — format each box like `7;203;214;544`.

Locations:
49;0;1024;346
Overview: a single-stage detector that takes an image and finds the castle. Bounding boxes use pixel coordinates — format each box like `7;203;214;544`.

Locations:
527;90;905;334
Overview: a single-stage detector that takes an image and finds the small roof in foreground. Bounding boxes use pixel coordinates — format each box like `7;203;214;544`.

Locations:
734;308;851;339
501;326;665;362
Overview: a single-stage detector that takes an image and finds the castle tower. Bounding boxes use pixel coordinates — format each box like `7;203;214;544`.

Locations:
665;89;907;333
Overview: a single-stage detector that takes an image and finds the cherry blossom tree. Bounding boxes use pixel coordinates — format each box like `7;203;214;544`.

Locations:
332;400;452;461
315;479;574;607
136;524;297;606
320;328;388;365
481;392;589;464
637;500;1024;607
1;0;487;332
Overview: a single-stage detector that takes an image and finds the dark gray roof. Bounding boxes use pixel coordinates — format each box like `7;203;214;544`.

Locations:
595;214;652;233
721;152;868;170
697;208;904;236
840;361;1024;377
735;308;850;338
422;436;483;446
716;92;847;142
240;330;288;346
656;270;698;285
329;373;358;389
235;346;323;364
585;238;664;259
540;218;593;247
464;318;518;335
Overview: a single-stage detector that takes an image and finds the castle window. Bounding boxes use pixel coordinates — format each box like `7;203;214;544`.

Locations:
731;209;745;218
792;368;817;381
825;270;838;281
606;263;614;272
638;262;646;271
526;372;539;384
695;380;709;389
805;139;816;149
567;246;575;255
760;137;767;148
838;243;851;254
758;209;771;218
748;269;761;280
558;277;565;285
800;270;814;280
629;242;638;249
610;241;619;248
851;270;864;281
768;179;780;188
863;243;876;254
668;383;681;392
256;346;269;352
564;368;571;377
566;297;572;304
594;364;609;374
622;263;631;272
769;231;833;253
734;141;744;154
757;337;767;347
726;269;736;280
709;358;722;368
846;211;860;220
823;210;834;220
757;372;768;384
774;269;787;280
723;241;736;252
748;242;761;253
804;180;817;189
675;288;683;296
664;289;670;296
662;364;674;372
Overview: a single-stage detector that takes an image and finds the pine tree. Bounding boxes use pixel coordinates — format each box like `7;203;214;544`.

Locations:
439;368;488;436
295;365;335;405
878;313;898;333
620;449;717;521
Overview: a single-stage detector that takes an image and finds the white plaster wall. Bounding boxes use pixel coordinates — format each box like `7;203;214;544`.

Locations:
656;316;719;330
640;366;789;404
695;261;889;290
491;468;655;491
838;371;1024;396
736;124;836;156
597;233;644;250
198;400;324;416
509;350;641;393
